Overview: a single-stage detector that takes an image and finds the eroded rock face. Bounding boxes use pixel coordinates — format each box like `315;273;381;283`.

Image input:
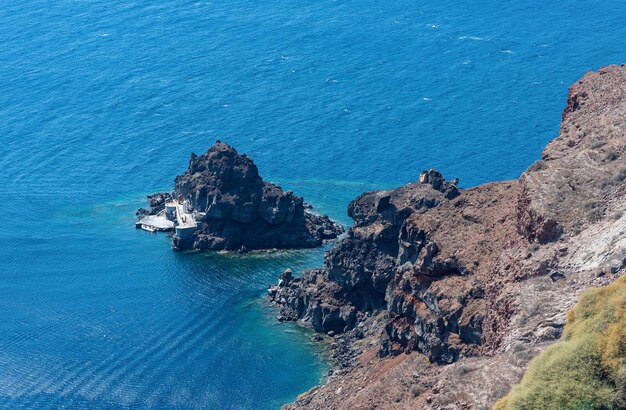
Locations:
271;62;626;366
144;141;343;251
277;65;626;410
381;228;482;363
519;64;626;242
268;171;478;362
516;179;563;244
272;72;626;360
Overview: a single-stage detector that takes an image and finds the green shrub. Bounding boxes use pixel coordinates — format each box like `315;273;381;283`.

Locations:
494;275;626;410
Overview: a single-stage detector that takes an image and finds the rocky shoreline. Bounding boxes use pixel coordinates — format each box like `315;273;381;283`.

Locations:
268;65;626;409
134;66;626;409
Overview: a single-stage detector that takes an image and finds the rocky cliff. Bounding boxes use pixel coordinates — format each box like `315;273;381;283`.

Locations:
270;65;626;409
142;141;343;251
269;170;467;357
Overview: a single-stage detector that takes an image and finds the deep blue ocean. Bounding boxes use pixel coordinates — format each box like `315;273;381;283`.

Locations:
0;0;625;408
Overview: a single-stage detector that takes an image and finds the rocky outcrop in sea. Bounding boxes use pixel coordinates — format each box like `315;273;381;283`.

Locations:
139;141;344;251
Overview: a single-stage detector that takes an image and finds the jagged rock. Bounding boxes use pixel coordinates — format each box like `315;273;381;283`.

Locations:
278;269;293;287
419;169;460;199
136;192;173;217
516;182;563;243
269;169;474;363
148;192;173;210
141;141;343;251
279;65;626;410
536;326;559;341
135;208;150;218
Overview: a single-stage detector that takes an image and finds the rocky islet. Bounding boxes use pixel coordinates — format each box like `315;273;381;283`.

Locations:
138;141;344;252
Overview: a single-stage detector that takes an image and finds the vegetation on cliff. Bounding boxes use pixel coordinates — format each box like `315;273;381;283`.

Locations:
494;274;626;410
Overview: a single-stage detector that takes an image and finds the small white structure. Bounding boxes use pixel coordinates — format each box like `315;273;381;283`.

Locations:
173;196;198;241
137;195;197;236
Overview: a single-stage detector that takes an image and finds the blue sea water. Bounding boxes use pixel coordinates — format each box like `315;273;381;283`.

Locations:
0;0;625;408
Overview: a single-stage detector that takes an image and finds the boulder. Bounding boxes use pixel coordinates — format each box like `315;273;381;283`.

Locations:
609;259;623;273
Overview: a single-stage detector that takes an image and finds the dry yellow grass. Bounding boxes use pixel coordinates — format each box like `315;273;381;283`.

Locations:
494;274;626;410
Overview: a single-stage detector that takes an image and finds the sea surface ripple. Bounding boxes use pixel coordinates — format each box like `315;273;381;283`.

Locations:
1;0;625;408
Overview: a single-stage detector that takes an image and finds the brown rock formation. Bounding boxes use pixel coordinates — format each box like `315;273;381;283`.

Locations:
270;65;626;409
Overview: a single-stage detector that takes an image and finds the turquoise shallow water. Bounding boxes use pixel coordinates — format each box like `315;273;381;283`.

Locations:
1;0;626;408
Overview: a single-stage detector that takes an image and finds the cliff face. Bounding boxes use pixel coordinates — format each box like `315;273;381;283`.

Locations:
269;171;474;361
270;169;517;364
271;65;626;409
148;141;343;251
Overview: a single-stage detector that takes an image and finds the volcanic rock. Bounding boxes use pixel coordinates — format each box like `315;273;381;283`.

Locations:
136;192;173;218
140;141;343;251
272;65;626;410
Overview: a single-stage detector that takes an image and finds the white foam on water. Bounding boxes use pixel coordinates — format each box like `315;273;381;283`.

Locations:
458;35;484;41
